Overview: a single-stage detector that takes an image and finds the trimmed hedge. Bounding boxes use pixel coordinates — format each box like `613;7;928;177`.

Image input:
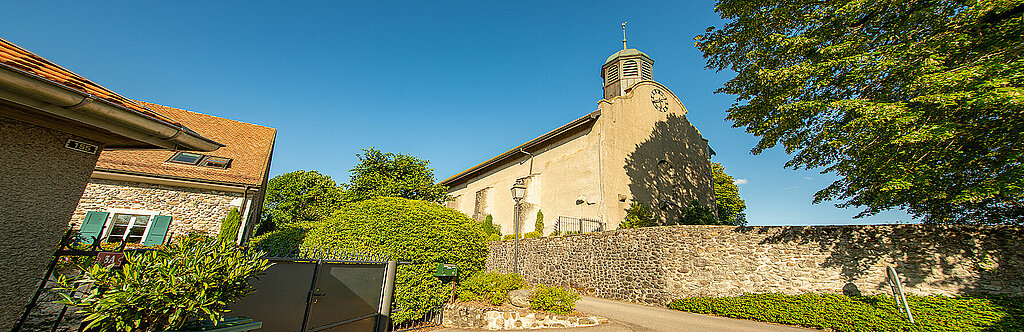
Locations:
668;293;1024;332
457;272;524;305
252;197;487;323
218;208;242;243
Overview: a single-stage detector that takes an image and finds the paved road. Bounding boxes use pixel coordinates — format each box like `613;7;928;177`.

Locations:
436;296;817;332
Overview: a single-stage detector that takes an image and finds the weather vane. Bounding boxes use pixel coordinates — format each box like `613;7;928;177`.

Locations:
622;22;628;50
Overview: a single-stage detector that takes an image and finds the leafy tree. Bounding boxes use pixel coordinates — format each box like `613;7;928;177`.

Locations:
697;0;1024;224
525;210;545;238
679;200;720;225
619;202;657;229
263;170;346;223
348;148;450;203
218;208;242;243
712;163;747;226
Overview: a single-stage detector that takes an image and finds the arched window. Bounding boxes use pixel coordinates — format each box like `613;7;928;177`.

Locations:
623;60;639;77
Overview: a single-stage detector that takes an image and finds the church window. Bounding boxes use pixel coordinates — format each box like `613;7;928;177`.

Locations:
606;64;618;83
641;61;652;80
623;60;639;77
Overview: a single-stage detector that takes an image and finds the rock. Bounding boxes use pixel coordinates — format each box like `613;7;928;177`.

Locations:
578;317;597;325
508;289;533;308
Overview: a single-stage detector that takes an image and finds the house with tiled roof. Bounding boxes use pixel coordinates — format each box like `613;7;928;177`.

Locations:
70;101;276;246
0;37;224;330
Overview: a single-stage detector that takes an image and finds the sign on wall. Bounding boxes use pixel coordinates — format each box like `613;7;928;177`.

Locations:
65;139;98;154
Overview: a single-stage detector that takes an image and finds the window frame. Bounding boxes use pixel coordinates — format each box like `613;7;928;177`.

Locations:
198;156;232;169
101;208;161;244
167;151;205;165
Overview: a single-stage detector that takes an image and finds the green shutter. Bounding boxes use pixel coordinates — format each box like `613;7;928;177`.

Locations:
144;215;172;246
78;211;109;244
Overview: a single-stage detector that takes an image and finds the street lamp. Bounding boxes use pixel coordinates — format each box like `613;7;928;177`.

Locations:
510;179;526;274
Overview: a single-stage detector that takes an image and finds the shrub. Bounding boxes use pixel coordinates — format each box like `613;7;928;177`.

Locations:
480;214;502;242
678;199;719;225
457;272;524;305
251;197;487;323
218;208;242;243
530;285;580;314
524;210;544;238
669;293;1024;332
55;234;271;331
619;202;656;229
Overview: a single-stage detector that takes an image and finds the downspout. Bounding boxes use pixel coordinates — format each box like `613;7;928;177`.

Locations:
519;148;534;176
235;186;252;244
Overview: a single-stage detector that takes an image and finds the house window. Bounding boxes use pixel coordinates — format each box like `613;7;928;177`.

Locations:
199;156;232;169
105;213;153;243
168;151;204;165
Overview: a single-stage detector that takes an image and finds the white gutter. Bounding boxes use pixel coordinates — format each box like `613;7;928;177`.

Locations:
0;66;222;151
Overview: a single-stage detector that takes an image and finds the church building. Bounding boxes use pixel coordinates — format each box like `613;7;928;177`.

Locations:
440;43;717;236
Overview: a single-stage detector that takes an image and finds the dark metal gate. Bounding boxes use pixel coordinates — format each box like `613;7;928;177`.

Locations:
230;246;401;332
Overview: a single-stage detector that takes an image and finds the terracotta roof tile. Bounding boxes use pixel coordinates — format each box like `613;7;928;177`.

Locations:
0;38;183;127
95;101;276;186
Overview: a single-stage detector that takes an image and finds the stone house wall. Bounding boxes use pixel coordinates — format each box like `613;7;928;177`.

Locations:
71;178;243;238
487;224;1024;306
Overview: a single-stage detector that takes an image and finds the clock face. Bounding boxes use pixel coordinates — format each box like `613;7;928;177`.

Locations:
651;89;669;113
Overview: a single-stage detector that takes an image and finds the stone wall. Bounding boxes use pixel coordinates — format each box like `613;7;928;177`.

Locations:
487;224;1024;306
71;178;243;237
0;116;101;330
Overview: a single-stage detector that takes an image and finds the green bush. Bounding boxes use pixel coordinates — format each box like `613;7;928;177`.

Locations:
218;208;242;243
252;197;487;323
55;234;271;331
619;202;656;229
669;293;1024;332
480;214;502;242
457;272;524;305
530;285;580;314
524;210;544;238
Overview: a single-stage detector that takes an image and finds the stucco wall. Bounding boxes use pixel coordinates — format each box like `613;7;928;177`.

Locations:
487;224;1024;306
0;116;101;330
599;82;715;226
446;125;603;236
71;179;243;238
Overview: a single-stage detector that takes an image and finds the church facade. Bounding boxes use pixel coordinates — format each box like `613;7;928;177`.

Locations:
440;47;716;236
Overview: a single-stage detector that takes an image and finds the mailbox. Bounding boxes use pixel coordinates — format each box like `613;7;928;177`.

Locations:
434;263;458;277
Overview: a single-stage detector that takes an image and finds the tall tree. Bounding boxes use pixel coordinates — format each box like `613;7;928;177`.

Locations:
348;148;450;203
712;163;747;226
697;0;1024;224
263;170;346;223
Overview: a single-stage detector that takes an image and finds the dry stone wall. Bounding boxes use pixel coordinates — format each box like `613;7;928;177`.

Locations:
71;178;242;237
487;225;1024;306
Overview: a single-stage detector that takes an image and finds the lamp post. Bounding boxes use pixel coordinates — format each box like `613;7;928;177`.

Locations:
510;179;526;274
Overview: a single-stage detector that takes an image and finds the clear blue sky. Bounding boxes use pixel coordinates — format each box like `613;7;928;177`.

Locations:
3;1;911;225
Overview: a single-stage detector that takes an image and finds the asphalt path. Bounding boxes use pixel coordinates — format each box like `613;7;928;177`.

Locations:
435;296;818;332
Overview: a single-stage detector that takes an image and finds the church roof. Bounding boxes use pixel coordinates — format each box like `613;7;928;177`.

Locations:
605;48;651;64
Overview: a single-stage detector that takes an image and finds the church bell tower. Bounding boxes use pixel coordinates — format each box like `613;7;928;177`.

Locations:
601;23;654;99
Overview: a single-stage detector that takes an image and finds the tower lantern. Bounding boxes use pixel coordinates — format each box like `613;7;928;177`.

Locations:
601;23;654;99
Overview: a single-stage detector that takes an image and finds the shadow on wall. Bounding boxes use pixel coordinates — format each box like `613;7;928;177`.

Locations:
733;225;1024;294
624;114;714;224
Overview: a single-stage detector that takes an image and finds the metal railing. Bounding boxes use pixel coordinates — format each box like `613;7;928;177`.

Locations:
390;305;444;331
554;216;606;235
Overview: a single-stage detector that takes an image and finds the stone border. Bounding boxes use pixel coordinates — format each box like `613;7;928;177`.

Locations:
442;303;607;330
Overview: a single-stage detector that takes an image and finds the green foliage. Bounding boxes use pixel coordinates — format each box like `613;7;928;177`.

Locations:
619;202;657;229
480;214;502;242
502;234;517;241
264;170;346;224
457;272;524;305
347;148;450;203
669;293;1024;332
54;235;271;332
697;0;1024;224
251;197;487;323
218;208;242;243
524;210;545;238
529;285;580;315
679;200;720;225
712;163;747;226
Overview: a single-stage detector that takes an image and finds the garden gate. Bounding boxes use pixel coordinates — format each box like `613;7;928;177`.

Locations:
231;245;403;332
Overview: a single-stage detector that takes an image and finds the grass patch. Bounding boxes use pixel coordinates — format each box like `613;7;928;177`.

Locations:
668;293;1024;332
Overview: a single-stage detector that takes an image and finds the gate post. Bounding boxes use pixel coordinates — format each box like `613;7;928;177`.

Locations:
376;260;398;332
